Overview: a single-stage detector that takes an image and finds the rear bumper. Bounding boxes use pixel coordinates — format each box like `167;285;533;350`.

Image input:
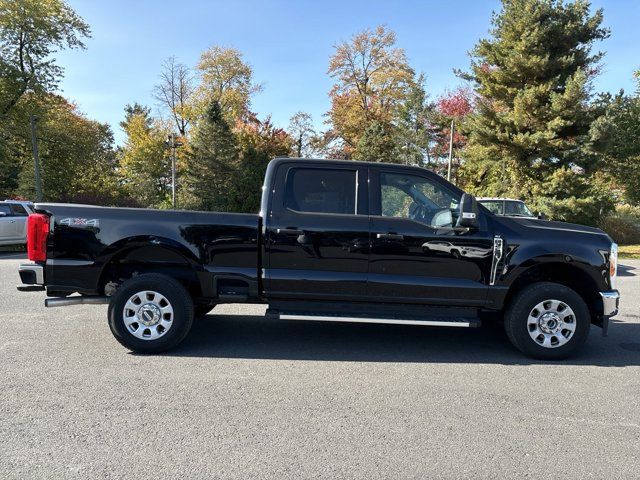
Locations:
600;290;620;317
19;263;44;285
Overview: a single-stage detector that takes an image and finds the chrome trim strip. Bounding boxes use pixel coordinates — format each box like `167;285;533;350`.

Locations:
599;290;620;317
19;264;44;284
279;314;471;327
46;259;94;266
490;236;504;286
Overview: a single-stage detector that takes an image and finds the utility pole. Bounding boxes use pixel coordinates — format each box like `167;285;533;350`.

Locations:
30;115;43;202
447;119;454;183
166;133;183;208
170;133;176;208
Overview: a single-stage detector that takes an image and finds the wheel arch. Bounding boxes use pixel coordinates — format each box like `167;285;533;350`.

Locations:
503;261;603;323
97;236;211;300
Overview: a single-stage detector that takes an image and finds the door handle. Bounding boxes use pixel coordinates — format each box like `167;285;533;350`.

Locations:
277;228;304;235
376;233;404;240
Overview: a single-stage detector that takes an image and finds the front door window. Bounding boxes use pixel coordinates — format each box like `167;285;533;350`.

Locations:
379;172;460;228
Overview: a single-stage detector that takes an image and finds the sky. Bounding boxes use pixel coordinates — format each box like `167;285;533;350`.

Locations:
56;0;640;145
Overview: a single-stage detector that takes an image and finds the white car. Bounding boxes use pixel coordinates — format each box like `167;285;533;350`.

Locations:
477;197;538;218
0;200;34;246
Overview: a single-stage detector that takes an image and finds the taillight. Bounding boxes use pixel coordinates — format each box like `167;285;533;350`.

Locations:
27;213;50;262
609;242;618;289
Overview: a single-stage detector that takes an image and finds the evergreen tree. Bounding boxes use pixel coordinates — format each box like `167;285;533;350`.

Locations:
460;0;611;224
353;121;396;163
590;75;640;205
184;101;238;211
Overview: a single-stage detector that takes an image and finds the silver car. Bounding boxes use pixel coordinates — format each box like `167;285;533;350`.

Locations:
0;201;34;246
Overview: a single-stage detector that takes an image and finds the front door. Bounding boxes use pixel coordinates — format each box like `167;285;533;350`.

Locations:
0;204;19;242
265;162;369;300
368;168;494;306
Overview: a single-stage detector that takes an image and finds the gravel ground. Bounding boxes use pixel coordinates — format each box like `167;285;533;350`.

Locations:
1;254;639;479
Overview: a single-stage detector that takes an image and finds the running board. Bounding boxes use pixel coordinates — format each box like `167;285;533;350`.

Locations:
273;311;480;328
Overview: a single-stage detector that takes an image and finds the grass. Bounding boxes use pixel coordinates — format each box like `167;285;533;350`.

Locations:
619;244;640;259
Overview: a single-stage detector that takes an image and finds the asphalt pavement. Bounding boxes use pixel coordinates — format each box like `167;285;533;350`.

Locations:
0;252;638;479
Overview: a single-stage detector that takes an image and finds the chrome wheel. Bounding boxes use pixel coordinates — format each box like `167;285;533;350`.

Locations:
527;299;576;348
122;290;174;340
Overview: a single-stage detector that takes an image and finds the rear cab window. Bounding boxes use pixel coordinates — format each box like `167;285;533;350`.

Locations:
284;168;358;215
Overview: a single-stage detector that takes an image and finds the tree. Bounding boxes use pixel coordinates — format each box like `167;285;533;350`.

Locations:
195;46;262;123
0;0;90;115
230;116;291;212
118;104;170;207
395;75;435;166
153;56;194;136
3;94;120;204
183;101;238;211
460;0;611;224
431;88;474;178
287;111;315;157
327;25;415;154
590;77;640;204
353;121;396;163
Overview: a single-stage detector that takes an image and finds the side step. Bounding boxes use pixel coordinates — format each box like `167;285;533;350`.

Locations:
268;310;480;328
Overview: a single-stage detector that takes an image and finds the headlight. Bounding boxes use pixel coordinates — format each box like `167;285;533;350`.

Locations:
609;242;618;289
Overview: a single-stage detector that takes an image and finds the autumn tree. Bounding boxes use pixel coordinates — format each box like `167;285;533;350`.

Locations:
461;0;611;225
118;104;171;207
153;56;194;136
0;0;90;115
230;116;291;212
195;46;262;123
431;88;474;178
327;25;415;155
287;111;315;157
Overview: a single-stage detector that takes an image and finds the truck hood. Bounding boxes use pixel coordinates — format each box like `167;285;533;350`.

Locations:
506;217;608;237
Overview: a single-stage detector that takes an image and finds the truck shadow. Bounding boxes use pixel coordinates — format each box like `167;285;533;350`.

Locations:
168;315;640;366
618;263;636;277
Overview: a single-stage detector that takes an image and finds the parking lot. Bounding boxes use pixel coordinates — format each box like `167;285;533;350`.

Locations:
0;253;638;479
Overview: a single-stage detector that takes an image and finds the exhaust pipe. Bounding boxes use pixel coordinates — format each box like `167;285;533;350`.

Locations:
45;296;110;308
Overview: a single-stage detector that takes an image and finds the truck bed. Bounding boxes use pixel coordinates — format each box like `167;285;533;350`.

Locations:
35;203;260;297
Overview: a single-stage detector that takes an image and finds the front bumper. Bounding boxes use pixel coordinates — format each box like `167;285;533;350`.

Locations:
600;290;620;317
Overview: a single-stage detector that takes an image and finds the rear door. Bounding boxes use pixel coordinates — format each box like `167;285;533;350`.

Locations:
9;203;29;241
368;168;494;306
264;162;369;300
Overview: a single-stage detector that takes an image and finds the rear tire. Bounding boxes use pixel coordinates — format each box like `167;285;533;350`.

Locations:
504;282;590;360
108;273;194;353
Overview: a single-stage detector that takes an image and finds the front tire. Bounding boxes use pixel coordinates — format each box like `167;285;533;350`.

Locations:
504;282;590;360
108;274;194;353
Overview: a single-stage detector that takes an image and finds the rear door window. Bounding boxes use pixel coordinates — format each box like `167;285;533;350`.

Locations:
284;168;357;215
10;204;28;216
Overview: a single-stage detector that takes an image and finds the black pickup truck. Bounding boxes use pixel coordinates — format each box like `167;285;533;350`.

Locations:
18;158;619;359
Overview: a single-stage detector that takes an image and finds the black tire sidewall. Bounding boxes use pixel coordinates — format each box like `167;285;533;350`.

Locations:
505;282;591;360
108;274;194;353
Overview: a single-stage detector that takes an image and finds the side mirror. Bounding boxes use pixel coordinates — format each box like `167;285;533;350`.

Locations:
537;212;546;220
457;193;479;229
0;212;6;217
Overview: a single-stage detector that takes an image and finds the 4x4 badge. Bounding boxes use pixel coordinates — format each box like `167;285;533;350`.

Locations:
60;218;99;227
